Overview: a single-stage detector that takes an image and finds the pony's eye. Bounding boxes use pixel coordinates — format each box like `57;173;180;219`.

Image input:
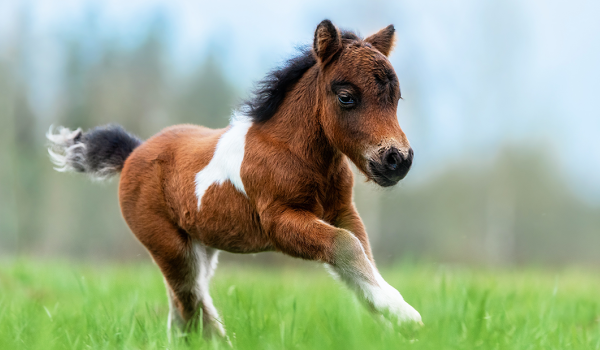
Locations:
338;94;355;107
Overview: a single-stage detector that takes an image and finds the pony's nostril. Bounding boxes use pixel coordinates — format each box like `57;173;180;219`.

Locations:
370;147;412;185
384;149;401;171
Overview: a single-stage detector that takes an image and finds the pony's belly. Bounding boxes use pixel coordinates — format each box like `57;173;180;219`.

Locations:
194;181;272;254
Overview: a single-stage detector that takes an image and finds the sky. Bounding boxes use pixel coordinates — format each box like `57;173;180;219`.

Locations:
1;0;599;202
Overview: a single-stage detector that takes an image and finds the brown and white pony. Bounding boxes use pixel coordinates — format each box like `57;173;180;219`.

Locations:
47;20;421;339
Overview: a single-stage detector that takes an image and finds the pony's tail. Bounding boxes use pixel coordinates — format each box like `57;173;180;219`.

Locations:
46;124;142;180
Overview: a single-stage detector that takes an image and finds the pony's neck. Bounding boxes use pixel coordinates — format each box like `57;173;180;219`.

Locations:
253;66;341;172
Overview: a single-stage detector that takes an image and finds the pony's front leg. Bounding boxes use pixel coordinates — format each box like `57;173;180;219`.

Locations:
262;206;422;326
325;229;422;327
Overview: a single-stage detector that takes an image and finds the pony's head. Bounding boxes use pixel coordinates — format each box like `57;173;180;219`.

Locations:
313;20;412;187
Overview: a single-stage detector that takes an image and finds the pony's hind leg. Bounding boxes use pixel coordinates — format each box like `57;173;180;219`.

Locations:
123;212;225;339
198;247;225;338
162;241;225;339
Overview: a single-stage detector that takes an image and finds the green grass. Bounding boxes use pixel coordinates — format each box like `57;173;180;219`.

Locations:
0;259;599;350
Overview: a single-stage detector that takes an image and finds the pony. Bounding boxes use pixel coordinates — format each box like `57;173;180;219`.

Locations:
47;20;422;339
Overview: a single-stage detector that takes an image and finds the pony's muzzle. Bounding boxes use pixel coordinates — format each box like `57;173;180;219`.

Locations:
368;147;413;187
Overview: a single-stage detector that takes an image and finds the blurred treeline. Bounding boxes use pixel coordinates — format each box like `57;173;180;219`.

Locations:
0;18;598;266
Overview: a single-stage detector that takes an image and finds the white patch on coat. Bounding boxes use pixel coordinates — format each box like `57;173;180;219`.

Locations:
195;113;252;210
189;242;225;337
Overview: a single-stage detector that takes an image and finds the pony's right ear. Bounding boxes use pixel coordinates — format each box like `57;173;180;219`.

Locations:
313;19;341;64
365;25;396;57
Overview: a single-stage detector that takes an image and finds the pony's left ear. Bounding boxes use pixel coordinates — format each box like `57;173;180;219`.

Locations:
313;19;342;64
365;25;396;57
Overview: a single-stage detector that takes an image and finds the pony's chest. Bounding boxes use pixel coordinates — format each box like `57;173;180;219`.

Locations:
186;117;271;252
191;180;270;253
313;183;349;222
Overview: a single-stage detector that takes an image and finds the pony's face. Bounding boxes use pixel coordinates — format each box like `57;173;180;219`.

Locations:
314;21;413;187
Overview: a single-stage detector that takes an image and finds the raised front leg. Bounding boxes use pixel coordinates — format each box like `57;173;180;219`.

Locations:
334;204;375;263
261;205;422;326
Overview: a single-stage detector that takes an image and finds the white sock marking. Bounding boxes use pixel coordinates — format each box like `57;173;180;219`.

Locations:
326;233;422;325
195;113;252;210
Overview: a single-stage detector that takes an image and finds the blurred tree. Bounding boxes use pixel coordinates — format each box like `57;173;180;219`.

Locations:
175;53;238;129
372;145;600;266
0;8;598;265
0;9;50;256
0;60;19;255
29;14;237;260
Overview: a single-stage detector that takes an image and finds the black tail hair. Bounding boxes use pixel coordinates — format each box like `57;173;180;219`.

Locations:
47;124;142;180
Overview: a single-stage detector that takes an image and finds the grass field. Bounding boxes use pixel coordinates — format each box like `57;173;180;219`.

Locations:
0;259;598;350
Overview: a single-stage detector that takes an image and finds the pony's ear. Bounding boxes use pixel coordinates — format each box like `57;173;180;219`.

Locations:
365;25;396;57
313;19;342;63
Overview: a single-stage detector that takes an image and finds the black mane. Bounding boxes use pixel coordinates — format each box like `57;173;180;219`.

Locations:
242;47;316;123
242;31;360;123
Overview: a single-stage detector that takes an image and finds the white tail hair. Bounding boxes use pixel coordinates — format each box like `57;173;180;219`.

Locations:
46;124;142;180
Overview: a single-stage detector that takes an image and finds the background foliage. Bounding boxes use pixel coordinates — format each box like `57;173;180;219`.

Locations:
0;1;599;267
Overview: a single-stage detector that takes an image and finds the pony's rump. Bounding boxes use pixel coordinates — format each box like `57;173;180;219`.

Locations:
47;124;142;180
